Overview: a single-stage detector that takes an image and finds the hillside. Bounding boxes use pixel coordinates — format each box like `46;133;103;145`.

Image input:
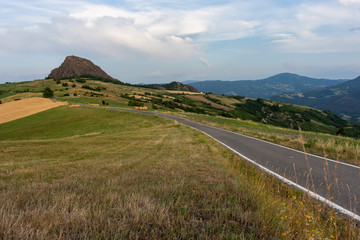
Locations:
272;76;360;123
188;73;347;98
1;76;360;138
140;81;200;92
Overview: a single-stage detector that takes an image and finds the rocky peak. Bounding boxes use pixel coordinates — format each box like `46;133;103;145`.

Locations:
48;56;114;79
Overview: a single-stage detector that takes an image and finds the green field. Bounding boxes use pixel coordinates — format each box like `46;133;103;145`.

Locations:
0;106;358;239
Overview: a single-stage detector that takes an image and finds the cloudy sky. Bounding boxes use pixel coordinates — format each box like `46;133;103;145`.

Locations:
1;0;360;83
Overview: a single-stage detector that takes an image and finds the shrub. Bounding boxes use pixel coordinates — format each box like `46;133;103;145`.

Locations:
62;82;68;87
71;83;76;88
76;78;86;83
128;100;144;107
43;87;54;98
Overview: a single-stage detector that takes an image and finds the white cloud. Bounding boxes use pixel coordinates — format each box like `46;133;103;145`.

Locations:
146;70;164;77
0;1;263;58
339;0;360;5
199;57;211;68
1;0;360;60
266;1;360;53
0;5;202;59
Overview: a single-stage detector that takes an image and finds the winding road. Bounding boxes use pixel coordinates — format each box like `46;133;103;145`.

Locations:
87;104;360;220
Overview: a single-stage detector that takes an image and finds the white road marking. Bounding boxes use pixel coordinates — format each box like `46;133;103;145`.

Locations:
188;125;360;222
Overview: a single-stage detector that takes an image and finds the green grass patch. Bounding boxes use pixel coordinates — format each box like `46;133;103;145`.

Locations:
0;92;15;99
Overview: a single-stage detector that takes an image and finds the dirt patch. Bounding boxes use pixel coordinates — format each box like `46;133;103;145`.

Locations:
69;105;81;108
0;97;68;124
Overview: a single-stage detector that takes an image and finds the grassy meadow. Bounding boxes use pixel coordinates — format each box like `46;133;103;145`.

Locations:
0;106;359;239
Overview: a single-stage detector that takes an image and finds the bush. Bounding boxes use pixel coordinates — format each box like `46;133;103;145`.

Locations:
43;87;54;98
76;78;86;83
62;83;68;87
71;83;76;88
128;100;144;107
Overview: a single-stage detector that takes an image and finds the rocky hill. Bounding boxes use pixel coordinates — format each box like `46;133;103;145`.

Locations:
188;73;347;98
48;56;114;80
272;76;360;123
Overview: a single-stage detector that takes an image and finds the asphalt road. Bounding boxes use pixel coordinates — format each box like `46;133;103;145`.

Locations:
88;105;360;220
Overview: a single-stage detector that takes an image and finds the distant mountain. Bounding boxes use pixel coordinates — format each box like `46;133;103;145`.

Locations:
182;80;199;84
271;76;360;123
188;73;347;98
140;81;200;92
48;56;114;80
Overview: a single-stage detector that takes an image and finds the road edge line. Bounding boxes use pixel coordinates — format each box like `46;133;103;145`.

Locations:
194;127;360;222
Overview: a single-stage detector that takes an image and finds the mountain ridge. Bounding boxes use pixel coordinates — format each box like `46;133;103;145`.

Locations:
271;76;360;122
188;73;348;98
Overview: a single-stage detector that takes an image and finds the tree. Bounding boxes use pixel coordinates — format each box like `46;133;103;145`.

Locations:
43;87;54;98
336;127;345;136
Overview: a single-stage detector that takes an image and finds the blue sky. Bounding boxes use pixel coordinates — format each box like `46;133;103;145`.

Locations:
1;0;360;83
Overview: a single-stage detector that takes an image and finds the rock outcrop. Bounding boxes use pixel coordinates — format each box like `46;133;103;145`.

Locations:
48;56;114;79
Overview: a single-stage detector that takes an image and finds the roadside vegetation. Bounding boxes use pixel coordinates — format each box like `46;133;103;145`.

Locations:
0;106;358;239
178;112;360;166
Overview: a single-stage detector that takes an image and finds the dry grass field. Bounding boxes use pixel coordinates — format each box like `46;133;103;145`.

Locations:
0;106;358;239
0;97;67;124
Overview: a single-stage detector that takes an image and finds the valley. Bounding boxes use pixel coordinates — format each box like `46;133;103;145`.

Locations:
1;56;360;238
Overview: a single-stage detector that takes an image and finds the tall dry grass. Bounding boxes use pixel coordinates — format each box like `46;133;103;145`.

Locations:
181;113;360;166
